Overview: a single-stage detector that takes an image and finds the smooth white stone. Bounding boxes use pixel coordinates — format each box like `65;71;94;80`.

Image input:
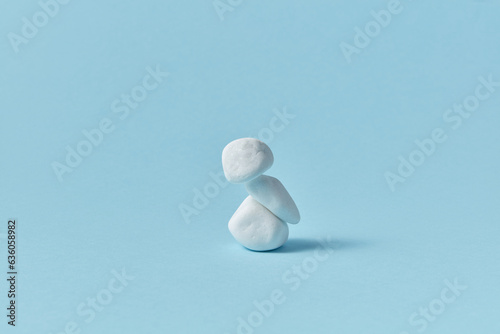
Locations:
245;175;301;224
222;138;274;184
228;196;289;251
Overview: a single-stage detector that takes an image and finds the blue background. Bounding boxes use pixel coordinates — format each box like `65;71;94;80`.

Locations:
1;0;499;333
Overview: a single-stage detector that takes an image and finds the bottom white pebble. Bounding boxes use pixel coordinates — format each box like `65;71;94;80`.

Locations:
228;196;289;251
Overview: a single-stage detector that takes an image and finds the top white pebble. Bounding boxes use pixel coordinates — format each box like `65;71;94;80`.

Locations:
222;138;274;184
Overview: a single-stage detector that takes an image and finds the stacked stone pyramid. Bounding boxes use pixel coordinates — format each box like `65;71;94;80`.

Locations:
222;138;300;251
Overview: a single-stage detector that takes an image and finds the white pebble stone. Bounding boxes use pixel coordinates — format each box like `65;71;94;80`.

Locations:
228;196;289;251
245;175;301;224
222;138;274;184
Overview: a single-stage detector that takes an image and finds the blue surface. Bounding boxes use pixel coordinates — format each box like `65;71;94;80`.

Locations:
1;1;499;333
